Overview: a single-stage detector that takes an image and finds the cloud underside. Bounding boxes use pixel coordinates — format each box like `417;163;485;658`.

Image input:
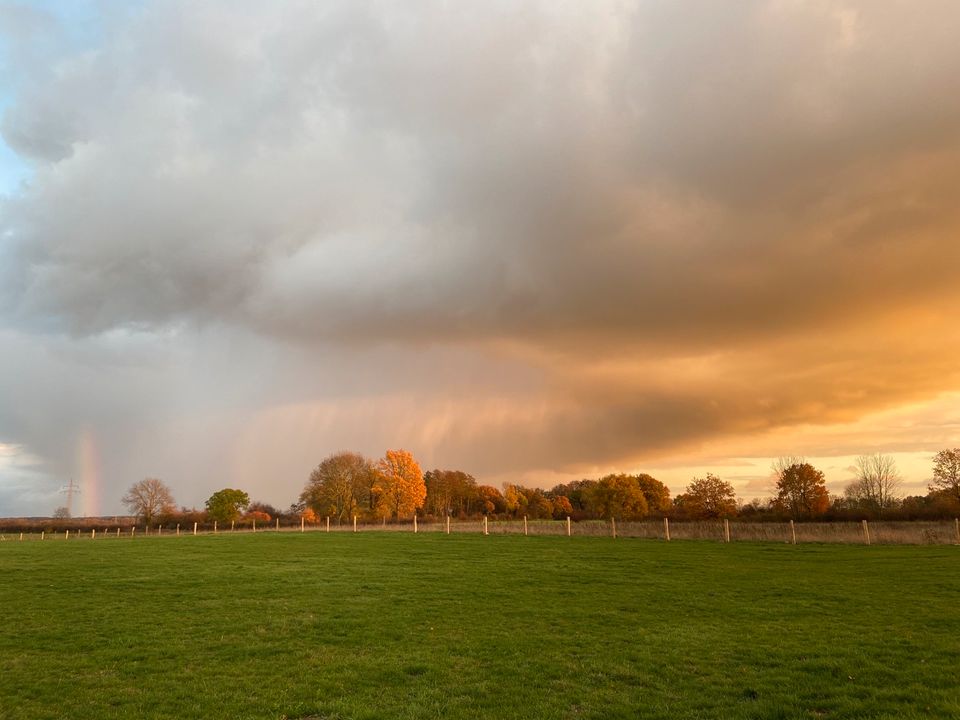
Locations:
2;1;960;510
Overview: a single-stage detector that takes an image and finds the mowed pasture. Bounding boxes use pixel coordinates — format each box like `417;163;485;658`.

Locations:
0;535;957;720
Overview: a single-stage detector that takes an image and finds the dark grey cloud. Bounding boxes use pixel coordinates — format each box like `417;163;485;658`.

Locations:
2;1;960;514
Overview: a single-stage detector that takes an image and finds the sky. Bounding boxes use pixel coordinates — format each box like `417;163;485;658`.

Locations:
1;0;960;517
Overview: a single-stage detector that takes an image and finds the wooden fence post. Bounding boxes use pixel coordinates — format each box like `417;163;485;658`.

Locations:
523;515;528;536
41;531;45;541
231;520;235;532
276;518;280;532
193;522;198;536
214;520;217;534
724;518;730;543
446;515;450;535
253;519;256;533
92;529;96;540
327;516;330;533
131;526;135;537
789;519;796;545
301;516;305;533
862;519;871;546
566;516;571;537
19;532;23;541
664;517;670;542
176;524;180;536
353;515;357;533
413;515;418;534
116;527;120;538
611;517;617;539
483;516;488;536
65;530;69;540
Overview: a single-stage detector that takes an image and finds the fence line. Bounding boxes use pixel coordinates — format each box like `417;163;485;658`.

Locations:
2;518;959;546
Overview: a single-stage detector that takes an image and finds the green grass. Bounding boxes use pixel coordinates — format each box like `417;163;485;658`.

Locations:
0;534;957;719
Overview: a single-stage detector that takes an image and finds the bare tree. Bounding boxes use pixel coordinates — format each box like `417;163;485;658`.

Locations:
122;477;176;525
847;453;902;517
772;456;806;481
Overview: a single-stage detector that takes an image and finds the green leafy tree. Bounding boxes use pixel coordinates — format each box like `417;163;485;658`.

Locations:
930;448;960;502
205;488;250;523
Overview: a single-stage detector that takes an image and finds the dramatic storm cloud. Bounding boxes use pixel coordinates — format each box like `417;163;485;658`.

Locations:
2;1;960;514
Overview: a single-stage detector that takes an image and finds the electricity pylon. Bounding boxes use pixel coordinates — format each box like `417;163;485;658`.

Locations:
58;477;82;518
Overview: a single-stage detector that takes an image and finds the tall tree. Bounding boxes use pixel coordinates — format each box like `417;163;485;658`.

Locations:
551;495;573;519
547;480;596;511
375;449;426;519
502;483;529;517
674;474;737;519
930;448;960;502
586;474;649;520
301;452;375;523
846;453;902;517
205;488;250;523
525;489;554;519
476;485;506;515
122;477;176;525
424;469;478;517
635;474;671;514
774;462;829;518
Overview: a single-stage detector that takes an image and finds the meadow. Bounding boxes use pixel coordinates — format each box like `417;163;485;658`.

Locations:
0;533;957;719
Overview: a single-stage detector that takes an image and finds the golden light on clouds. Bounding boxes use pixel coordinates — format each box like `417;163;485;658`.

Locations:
1;1;959;514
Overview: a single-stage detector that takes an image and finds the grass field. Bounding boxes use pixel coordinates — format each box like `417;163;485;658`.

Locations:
1;534;958;719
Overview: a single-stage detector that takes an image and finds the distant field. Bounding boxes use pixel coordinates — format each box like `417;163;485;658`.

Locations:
5;518;960;545
1;535;958;719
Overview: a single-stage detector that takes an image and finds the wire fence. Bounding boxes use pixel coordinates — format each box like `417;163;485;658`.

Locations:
2;517;959;545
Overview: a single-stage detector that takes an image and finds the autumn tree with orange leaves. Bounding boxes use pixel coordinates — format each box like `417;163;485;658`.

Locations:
773;460;830;518
674;474;738;519
586;474;649;520
375;449;426;519
635;474;671;515
476;485;506;515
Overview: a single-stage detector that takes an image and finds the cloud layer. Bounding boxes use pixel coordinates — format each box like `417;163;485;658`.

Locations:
2;1;960;514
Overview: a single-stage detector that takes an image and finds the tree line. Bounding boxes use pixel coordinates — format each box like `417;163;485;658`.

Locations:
114;448;960;526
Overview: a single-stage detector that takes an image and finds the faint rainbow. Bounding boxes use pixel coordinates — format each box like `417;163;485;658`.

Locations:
77;428;101;517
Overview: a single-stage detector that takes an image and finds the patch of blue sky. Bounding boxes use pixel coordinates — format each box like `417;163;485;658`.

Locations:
0;0;126;195
19;0;107;51
0;127;30;196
